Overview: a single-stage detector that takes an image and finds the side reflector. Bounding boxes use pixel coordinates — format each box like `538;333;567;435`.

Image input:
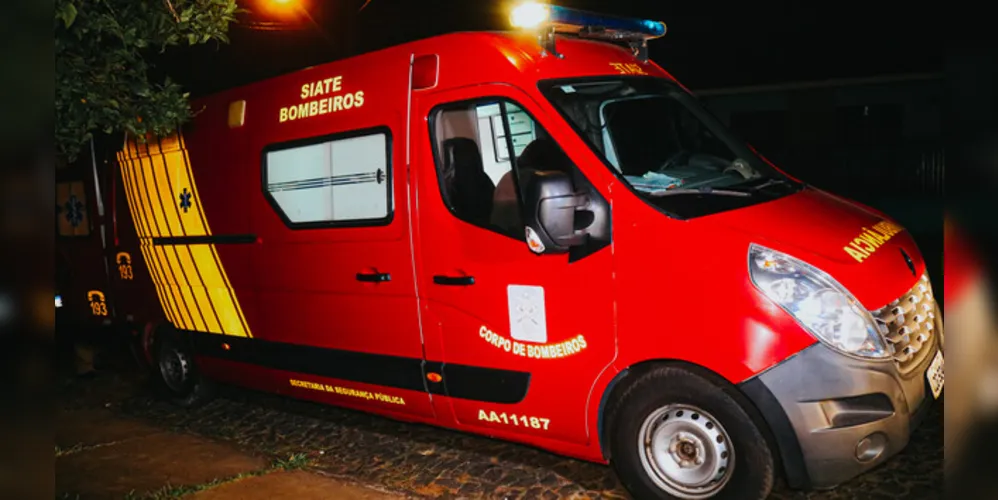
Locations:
412;54;439;90
426;372;442;383
228;100;246;128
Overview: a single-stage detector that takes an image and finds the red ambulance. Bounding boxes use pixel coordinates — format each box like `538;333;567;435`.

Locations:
110;3;943;499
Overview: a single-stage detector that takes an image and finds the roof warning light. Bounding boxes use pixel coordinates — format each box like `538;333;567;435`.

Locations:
509;2;666;60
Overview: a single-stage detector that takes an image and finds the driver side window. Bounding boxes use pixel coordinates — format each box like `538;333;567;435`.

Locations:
431;98;575;240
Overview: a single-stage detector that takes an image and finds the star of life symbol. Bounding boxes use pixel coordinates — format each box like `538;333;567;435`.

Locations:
64;194;84;227
179;188;192;213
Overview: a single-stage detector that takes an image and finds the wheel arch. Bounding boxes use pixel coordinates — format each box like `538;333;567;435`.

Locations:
595;358;801;487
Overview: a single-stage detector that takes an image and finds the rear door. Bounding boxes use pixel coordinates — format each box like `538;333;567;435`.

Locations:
412;85;616;445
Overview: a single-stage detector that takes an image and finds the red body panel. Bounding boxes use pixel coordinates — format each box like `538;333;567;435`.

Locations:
110;32;927;464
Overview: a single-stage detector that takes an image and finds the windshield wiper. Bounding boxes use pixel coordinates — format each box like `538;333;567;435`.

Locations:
646;186;751;198
748;177;803;192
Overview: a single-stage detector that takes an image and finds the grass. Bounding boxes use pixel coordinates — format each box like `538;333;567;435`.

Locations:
272;452;312;471
55;443;86;457
56;441;121;457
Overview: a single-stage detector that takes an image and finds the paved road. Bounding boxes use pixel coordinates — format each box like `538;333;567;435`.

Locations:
60;371;942;499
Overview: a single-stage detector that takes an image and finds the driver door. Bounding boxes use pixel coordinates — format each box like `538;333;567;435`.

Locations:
412;84;616;445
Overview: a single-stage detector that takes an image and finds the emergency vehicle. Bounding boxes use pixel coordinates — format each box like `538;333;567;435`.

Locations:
107;3;945;499
56;138;158;369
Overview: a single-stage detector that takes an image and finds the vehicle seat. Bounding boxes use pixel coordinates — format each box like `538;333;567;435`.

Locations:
442;137;494;226
491;169;525;236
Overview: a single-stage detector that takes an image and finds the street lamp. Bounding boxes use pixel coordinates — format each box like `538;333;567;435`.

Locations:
238;0;309;30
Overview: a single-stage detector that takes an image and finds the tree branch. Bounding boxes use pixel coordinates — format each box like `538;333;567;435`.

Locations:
163;0;180;22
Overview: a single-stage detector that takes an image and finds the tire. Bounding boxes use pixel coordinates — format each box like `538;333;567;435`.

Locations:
607;365;775;500
151;325;215;408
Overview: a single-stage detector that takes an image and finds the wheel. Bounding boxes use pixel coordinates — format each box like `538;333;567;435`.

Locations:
152;326;214;408
607;365;775;500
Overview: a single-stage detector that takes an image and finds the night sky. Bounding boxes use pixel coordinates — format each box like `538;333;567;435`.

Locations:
159;0;940;98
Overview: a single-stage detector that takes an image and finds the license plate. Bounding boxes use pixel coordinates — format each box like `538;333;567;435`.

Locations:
927;350;944;399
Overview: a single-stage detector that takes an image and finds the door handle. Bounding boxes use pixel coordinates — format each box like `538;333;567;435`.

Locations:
433;275;475;286
356;272;391;282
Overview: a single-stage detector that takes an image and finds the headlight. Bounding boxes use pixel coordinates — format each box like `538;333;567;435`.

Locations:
748;243;889;359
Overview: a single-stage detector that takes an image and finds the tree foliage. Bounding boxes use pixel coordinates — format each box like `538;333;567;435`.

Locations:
55;0;240;162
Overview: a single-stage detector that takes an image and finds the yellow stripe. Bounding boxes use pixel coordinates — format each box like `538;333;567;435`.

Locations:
210;245;251;336
148;142;185;237
155;245;198;330
189;245;245;335
134;151;209;332
173;244;221;333
162;244;208;332
119;155;182;326
119;157;181;327
126;153;190;329
126;152;196;331
140;241;178;326
176;134;252;337
174;134;251;337
125;143;194;331
149;140;224;334
168;138;246;336
118;152;180;327
119;133;252;338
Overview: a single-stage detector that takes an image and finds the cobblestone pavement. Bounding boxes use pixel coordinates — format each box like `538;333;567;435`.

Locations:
60;371;942;499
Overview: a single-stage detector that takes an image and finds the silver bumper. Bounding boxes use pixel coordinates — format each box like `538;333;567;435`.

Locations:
741;337;939;489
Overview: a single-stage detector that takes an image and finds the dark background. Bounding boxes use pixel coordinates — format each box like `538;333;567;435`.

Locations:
162;0;941;95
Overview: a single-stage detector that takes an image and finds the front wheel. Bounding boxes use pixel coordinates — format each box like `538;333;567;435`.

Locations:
607;366;775;500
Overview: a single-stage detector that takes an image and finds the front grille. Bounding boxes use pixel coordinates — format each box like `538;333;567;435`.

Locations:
872;274;938;373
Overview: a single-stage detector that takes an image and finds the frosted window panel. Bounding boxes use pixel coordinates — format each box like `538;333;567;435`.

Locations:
266;142;330;185
272;187;334;223
330;134;388;221
265;131;390;225
331;134;385;176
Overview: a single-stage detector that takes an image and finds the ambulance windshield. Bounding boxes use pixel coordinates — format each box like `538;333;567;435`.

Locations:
540;78;804;218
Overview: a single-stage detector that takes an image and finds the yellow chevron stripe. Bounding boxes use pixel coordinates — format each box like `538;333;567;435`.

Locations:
135;151;210;333
119;149;188;327
147;139;224;334
119;132;252;338
177;133;251;336
131;151;202;332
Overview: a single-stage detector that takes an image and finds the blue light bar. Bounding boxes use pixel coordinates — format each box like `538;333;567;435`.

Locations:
509;3;666;60
547;5;666;40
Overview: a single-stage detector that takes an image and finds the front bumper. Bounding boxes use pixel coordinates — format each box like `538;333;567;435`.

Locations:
740;337;940;489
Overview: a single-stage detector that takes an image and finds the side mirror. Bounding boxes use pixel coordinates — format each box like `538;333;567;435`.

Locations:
520;170;609;254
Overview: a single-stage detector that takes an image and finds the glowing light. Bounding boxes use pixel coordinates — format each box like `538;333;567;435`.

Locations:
254;0;302;20
510;2;550;29
510;2;667;40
